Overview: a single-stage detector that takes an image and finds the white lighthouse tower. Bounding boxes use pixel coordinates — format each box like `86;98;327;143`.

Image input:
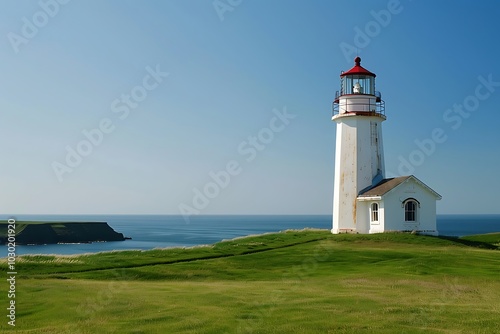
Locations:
331;57;386;234
331;57;441;235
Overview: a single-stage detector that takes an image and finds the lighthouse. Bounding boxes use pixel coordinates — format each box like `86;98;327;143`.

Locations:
331;57;441;235
331;56;385;234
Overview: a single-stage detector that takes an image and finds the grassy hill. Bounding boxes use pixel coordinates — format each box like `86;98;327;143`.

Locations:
1;230;499;333
460;232;500;246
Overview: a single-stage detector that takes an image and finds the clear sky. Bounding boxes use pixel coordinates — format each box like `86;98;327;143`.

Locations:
0;0;499;215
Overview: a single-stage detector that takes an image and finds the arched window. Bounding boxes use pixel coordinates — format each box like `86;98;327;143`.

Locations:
404;200;417;222
371;203;379;222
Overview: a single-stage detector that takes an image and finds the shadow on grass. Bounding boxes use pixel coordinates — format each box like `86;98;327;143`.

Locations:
435;235;499;250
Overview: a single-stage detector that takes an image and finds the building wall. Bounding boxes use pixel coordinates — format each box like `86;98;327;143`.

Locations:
332;118;357;232
332;109;385;233
368;200;385;234
356;201;370;233
356;199;387;234
382;178;438;235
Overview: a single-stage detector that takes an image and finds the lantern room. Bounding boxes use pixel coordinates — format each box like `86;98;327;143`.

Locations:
340;56;376;96
333;57;384;117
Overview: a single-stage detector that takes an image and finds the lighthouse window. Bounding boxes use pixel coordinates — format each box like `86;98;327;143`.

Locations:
371;203;379;222
370;122;378;145
341;75;375;95
404;200;417;222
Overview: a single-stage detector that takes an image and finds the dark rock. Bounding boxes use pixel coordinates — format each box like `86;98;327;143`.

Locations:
0;222;127;245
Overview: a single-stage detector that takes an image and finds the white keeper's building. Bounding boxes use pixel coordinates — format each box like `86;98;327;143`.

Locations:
331;57;441;235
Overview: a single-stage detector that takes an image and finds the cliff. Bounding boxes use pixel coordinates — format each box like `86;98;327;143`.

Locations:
0;222;127;245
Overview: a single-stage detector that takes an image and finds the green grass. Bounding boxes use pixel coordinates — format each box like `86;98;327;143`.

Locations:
1;230;499;333
460;232;500;245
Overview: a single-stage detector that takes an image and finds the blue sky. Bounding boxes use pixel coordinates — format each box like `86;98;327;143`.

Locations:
0;0;499;215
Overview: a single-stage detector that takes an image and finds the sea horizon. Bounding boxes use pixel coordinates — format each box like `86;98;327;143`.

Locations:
2;214;499;257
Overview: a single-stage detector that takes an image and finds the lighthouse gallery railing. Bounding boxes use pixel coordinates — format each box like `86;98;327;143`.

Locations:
332;91;385;117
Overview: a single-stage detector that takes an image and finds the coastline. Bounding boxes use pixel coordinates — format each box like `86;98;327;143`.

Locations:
1;214;499;257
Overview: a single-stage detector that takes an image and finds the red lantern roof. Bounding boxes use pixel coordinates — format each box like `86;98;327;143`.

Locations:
340;56;376;77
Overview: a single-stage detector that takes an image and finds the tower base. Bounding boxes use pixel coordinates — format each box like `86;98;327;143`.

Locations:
331;228;357;234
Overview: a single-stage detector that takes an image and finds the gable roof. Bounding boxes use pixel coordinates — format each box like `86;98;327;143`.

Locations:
358;175;442;199
359;176;410;196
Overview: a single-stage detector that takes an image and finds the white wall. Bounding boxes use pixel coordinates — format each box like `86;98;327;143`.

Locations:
356;201;370;233
368;200;385;233
332;108;385;233
332;118;357;232
382;178;438;235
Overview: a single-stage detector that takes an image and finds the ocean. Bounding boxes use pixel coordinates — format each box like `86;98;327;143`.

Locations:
1;214;499;256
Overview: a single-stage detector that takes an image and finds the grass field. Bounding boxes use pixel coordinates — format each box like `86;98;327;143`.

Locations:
1;230;499;333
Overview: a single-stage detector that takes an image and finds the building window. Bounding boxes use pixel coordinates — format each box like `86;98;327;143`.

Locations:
370;122;378;145
371;203;379;222
404;200;417;222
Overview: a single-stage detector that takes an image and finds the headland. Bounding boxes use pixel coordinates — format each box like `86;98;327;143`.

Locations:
0;221;127;245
